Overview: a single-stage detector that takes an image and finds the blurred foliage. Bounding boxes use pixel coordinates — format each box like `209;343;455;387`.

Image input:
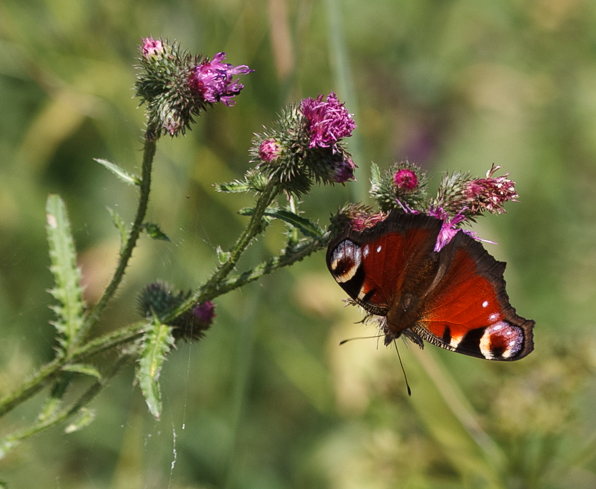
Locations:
1;0;596;487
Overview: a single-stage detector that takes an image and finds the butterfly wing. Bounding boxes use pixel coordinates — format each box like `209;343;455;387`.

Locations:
327;212;442;316
415;230;534;360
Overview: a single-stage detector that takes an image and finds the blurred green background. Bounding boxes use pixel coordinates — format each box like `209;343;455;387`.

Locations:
1;0;596;487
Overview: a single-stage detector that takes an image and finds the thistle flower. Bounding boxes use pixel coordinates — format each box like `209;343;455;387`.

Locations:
300;92;356;149
174;301;216;342
464;164;518;215
258;138;282;163
330;155;357;184
370;161;428;212
142;37;164;58
250;94;357;197
188;52;253;107
136;282;213;342
393;169;419;191
135;39;253;138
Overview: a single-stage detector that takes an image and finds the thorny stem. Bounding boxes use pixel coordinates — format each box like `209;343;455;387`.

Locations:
0;355;131;455
161;178;280;323
76;136;156;347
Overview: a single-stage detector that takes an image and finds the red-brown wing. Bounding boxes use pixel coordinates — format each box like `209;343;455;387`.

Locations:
326;212;441;315
415;231;534;361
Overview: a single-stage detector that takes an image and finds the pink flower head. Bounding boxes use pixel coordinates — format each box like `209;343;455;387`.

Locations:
142;37;164;58
189;52;253;106
393;169;419;191
258;138;282;162
300;92;356;149
331;156;357;183
192;301;216;326
465;164;518;214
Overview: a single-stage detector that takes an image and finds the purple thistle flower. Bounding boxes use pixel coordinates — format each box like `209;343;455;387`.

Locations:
464;164;518;215
191;301;216;326
393;169;419;191
425;206;494;251
142;37;164;58
258;138;282;162
331;155;357;183
300;92;356;149
189;52;253;107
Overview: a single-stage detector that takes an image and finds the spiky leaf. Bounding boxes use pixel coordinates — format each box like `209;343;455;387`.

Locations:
137;318;175;419
62;364;102;379
240;208;324;238
107;207;128;250
215;179;252;193
46;195;85;352
95;158;141;186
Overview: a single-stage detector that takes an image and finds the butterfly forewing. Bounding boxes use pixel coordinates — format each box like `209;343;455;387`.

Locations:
327;214;441;315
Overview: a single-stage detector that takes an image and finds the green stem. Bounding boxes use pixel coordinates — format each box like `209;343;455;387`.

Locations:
76;136;156;346
0;355;130;458
162;178;279;323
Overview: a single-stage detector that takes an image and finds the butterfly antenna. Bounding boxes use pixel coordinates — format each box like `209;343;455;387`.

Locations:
393;341;412;396
339;334;382;345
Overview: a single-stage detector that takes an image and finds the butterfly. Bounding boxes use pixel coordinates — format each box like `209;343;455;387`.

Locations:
326;210;534;360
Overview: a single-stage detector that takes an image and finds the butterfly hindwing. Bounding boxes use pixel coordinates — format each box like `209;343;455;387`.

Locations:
415;230;534;360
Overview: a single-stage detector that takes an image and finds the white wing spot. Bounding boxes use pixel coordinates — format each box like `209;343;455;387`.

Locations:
482;301;489;308
363;245;370;257
376;245;382;253
489;313;499;322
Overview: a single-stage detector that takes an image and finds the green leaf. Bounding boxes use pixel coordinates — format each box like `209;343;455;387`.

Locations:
62;364;102;379
46;195;85;352
370;162;381;187
95;158;140;186
107;207;128;250
64;407;96;434
240;207;324;238
215;179;252;193
216;246;230;265
143;222;170;241
136;318;174;419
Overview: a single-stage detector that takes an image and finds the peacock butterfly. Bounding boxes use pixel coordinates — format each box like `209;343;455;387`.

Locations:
327;210;534;360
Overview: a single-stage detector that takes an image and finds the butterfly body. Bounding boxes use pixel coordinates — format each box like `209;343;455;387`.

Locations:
327;211;534;360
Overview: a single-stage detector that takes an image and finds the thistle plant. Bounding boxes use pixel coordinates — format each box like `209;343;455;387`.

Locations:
0;37;521;460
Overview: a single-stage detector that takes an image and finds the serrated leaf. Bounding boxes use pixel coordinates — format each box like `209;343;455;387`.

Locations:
62;364;102;379
241;208;324;238
214;179;251;193
64;407;96;434
143;222;170;241
136;318;174;419
370;162;381;186
46;195;85;352
95;158;140;186
107;207;128;250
